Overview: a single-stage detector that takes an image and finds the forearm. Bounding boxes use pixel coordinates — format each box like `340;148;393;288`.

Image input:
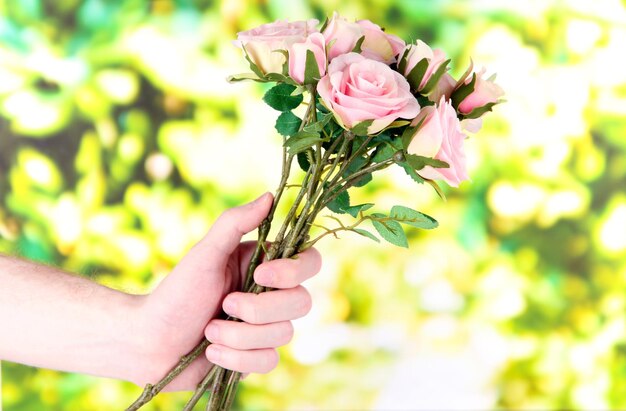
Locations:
0;254;145;383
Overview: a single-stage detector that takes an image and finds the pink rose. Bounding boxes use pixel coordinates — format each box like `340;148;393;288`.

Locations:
235;19;319;75
428;72;457;103
288;33;327;84
356;20;405;64
317;53;420;134
401;40;447;91
407;98;469;187
457;67;504;114
322;12;363;61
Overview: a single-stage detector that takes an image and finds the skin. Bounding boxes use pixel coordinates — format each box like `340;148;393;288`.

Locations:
0;193;322;390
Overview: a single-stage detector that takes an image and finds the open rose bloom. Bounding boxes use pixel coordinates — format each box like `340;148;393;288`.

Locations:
138;17;503;409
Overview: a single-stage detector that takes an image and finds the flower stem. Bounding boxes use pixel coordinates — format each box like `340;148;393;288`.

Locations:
181;366;219;411
125;340;211;411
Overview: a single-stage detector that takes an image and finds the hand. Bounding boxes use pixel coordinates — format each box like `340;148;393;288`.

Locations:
133;193;322;391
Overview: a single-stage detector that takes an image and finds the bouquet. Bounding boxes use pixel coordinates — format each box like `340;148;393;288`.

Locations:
126;12;504;411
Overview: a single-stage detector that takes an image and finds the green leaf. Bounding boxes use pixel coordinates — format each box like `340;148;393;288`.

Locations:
350;120;374;136
372;132;394;145
351;36;366;53
342;203;374;218
284;131;323;154
320;17;330;33
401;126;418;150
297;151;310;171
462;102;498;120
303;113;333;133
263;84;304;112
303;49;322;85
406;58;429;91
390;205;438;229
402;164;425;184
352;228;380;243
275;112;302;137
451;73;476;110
397;47;410;74
343;155;371;187
370;213;408;248
372;139;401;163
425;179;447;200
421;59;451;95
327;189;350;214
241;45;266;79
265;73;299;86
405;154;449;170
226;72;263;83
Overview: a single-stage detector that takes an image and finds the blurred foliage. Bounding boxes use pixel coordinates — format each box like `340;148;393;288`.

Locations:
2;0;626;409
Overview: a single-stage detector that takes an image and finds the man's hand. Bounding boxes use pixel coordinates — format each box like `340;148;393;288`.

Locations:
0;193;321;391
134;193;322;390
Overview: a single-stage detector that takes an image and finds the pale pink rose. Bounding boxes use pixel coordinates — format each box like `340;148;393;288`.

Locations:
235;19;319;75
322;12;363;60
407;98;469;187
288;33;327;84
457;67;504;114
428;72;456;103
317;53;420;134
356;20;405;64
401;40;447;91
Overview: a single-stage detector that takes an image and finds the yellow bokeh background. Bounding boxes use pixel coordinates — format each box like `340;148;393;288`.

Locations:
1;0;626;409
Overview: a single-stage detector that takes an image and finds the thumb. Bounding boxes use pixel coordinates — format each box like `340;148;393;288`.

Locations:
147;192;273;327
200;192;273;260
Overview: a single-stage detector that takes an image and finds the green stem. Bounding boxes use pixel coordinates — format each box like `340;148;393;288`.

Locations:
205;368;227;410
125;340;211;411
181;366;219;411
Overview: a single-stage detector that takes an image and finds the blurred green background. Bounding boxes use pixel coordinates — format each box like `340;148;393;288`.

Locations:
1;0;626;409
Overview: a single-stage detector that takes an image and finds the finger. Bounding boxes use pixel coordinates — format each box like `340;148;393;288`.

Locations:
201;192;273;261
206;344;279;374
146;193;272;332
254;247;322;289
222;286;312;324
205;319;294;350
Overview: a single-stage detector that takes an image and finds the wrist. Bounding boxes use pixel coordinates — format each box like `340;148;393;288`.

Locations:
110;293;156;386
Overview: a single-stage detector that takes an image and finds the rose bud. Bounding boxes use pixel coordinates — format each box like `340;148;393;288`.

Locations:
288;32;327;84
400;40;448;92
322;12;363;61
234;19;319;75
456;67;504;115
407;98;469;187
356;19;405;64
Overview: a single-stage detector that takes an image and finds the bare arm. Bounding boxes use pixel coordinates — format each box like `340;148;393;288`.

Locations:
0;254;144;382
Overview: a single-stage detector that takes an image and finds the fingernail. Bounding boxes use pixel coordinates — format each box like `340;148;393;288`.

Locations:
206;346;222;363
205;324;220;342
255;268;274;286
223;297;238;315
